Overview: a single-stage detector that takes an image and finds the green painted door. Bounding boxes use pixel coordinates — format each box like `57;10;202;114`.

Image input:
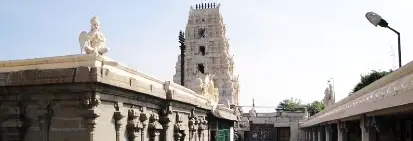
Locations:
215;129;230;141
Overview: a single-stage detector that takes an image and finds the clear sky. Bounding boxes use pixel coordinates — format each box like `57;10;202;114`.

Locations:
1;0;412;112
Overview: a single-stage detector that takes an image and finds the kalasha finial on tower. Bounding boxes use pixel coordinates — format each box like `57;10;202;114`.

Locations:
195;4;198;9
213;3;216;8
207;3;210;8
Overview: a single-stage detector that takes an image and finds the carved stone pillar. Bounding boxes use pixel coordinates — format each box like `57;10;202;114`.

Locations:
148;113;163;141
360;116;369;141
160;105;173;141
337;121;348;141
37;110;50;141
1;103;30;141
174;113;187;141
198;117;208;141
325;125;333;141
312;127;317;141
113;103;125;141
188;117;197;141
127;107;143;141
80;94;101;141
309;129;312;141
36;100;55;141
140;107;149;141
189;108;198;141
360;116;378;141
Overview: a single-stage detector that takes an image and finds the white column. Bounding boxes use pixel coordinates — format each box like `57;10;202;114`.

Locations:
230;127;234;141
360;117;370;141
337;124;344;141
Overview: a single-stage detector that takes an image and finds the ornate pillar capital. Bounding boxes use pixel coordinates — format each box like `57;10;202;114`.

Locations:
338;121;348;133
174;113;187;141
113;102;125;141
126;106;143;141
148;113;163;141
81;94;101;110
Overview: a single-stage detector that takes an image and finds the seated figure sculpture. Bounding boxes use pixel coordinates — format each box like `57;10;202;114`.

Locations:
79;16;109;55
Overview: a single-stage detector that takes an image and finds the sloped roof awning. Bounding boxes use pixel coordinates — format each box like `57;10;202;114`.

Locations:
211;109;237;121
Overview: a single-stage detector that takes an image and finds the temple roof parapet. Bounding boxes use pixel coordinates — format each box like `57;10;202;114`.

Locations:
301;59;413;127
0;53;212;110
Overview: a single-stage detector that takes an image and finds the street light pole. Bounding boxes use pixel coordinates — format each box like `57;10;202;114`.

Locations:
387;27;401;68
365;12;402;68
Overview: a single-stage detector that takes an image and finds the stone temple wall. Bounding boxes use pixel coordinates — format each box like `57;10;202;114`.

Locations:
0;54;236;141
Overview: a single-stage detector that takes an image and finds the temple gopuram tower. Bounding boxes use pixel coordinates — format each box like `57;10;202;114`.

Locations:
173;3;240;105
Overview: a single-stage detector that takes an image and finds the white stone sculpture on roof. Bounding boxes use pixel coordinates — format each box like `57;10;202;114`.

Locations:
323;81;335;108
79;16;109;55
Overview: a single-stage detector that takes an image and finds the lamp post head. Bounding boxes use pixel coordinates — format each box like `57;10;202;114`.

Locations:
365;12;388;27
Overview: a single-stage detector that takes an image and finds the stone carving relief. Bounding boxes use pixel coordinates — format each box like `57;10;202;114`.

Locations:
191;74;219;108
126;106;143;141
113;102;125;141
79;93;101;141
188;108;198;141
362;116;380;133
1;102;31;141
160;105;173;123
148;113;163;141
81;94;101;110
174;113;187;141
79;16;109;55
139;107;149;141
160;104;173;141
36;100;56;141
197;116;208;141
231;105;243;128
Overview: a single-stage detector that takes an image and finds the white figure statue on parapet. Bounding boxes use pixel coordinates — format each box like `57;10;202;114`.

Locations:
79;16;109;55
323;80;335;108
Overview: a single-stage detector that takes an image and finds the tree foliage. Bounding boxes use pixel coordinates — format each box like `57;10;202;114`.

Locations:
277;98;303;111
306;101;325;116
277;98;326;116
352;70;393;93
